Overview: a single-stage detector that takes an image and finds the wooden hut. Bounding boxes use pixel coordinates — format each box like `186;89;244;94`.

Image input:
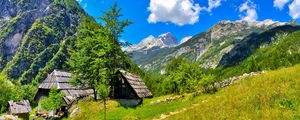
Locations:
111;70;152;106
34;70;94;109
8;100;32;120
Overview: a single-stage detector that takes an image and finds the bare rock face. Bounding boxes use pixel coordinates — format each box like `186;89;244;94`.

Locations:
0;0;54;60
208;20;287;40
0;0;86;82
124;20;292;72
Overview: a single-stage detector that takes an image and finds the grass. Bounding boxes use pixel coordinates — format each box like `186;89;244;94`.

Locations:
69;94;207;120
169;64;300;120
70;64;300;120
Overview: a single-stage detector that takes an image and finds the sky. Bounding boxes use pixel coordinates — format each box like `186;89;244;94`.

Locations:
76;0;300;44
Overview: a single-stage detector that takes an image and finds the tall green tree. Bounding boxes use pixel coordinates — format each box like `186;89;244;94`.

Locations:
68;3;131;120
99;3;133;76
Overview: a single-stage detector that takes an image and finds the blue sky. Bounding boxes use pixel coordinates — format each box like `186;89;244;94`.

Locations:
76;0;300;44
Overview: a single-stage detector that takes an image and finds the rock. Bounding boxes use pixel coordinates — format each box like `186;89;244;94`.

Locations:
215;71;264;88
0;115;18;120
70;107;80;118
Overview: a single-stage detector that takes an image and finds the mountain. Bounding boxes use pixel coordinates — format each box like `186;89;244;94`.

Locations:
124;19;297;72
124;32;177;52
0;0;136;84
180;36;192;44
123;32;179;67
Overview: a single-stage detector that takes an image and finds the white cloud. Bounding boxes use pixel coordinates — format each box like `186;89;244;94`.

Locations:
274;0;290;10
202;0;223;12
147;0;201;26
288;0;300;19
239;0;258;22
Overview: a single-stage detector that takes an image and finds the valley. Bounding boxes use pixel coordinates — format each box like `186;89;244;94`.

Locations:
0;0;300;120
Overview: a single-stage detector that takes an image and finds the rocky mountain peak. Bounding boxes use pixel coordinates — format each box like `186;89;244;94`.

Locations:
208;19;288;40
157;32;177;46
124;32;178;52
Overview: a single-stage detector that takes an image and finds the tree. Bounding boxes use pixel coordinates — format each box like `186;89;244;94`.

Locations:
163;57;205;94
99;3;133;75
40;87;65;111
0;73;15;113
68;3;131;120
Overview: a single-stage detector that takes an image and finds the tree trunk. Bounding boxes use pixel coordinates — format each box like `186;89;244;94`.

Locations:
93;88;97;101
173;82;178;94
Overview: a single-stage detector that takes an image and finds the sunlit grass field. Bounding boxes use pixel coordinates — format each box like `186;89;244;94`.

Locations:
169;64;300;120
70;64;300;120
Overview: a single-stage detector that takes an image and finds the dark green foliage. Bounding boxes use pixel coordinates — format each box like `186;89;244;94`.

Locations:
14;84;37;103
68;4;135;119
147;57;216;96
40;87;65;111
33;36;73;84
18;44;60;84
0;74;37;113
0;74;15;113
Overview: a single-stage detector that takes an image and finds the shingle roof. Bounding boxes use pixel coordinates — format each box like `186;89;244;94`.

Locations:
119;70;153;98
37;70;94;105
8;100;32;114
39;70;76;89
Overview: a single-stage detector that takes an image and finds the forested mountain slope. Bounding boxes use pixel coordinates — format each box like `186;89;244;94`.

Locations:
0;0;139;85
0;0;85;84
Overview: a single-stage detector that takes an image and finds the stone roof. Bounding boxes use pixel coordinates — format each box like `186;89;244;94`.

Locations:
119;70;152;98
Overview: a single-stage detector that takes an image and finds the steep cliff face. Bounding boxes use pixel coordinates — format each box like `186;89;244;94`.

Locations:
0;0;88;84
1;0;54;61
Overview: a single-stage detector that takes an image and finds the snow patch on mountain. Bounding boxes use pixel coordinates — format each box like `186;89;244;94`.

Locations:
180;36;192;44
124;32;177;52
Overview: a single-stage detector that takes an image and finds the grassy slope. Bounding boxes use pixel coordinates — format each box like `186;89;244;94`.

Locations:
72;64;300;120
169;64;300;120
69;94;207;120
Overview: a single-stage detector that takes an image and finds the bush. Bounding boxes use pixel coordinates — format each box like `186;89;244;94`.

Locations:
40;87;65;111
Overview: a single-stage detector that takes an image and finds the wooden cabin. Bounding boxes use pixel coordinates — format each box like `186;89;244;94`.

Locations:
34;69;152;108
111;70;153;106
34;70;94;110
8;100;32;120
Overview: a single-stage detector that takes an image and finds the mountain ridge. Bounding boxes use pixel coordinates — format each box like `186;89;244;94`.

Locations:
124;19;298;72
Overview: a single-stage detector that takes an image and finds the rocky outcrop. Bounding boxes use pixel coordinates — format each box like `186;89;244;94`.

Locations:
214;71;265;88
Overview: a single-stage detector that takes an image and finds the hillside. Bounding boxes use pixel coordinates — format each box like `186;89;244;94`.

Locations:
0;0;138;85
69;63;300;120
218;28;300;79
168;64;300;119
0;0;142;113
125;20;298;72
0;0;86;84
